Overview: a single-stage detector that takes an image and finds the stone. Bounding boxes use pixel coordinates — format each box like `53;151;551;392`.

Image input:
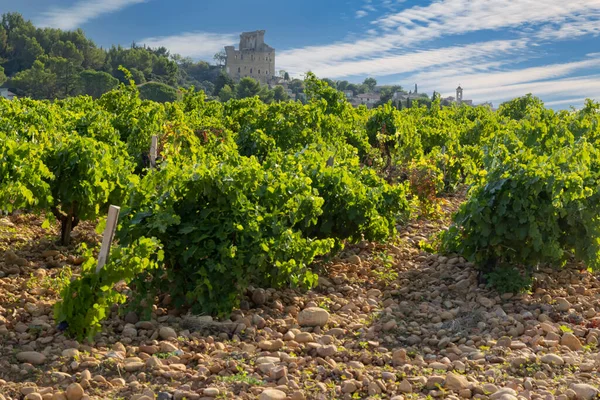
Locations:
298;307;330;327
426;376;445;390
269;365;288;380
62;349;79;358
256;356;280;364
490;388;517;400
383;319;398;331
540;353;565;366
478;297;495;308
342;381;357;394
570;383;598;400
258;339;284;351
556;298;571;312
203;388;220;397
399;379;413;393
347;254;361;265
561;332;583;351
317;344;337;357
65;383;84;400
159;341;178;353
16;351;46;365
159;326;177;340
157;393;173;400
392;349;407;364
259;389;287;400
290;392;305;400
445;372;469;391
124;311;139;324
252;289;267;305
295;332;314;343
25;394;43;400
123;362;144;372
368;381;382;395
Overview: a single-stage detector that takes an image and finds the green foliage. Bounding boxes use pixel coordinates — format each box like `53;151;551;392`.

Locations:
138;81;179;103
44;133;135;244
119;153;335;315
442;98;600;288
54;237;163;341
0;131;53;212
236;77;261;99
485;264;533;294
80;70;119;98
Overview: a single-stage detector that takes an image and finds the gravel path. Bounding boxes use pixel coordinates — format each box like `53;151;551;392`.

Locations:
1;200;599;400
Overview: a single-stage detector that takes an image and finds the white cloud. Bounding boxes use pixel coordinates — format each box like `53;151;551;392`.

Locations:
356;10;369;18
279;0;600;75
37;0;148;30
409;57;600;97
139;32;238;60
288;39;528;79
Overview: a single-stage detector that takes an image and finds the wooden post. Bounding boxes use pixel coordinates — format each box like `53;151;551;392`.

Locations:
149;135;158;168
96;205;120;273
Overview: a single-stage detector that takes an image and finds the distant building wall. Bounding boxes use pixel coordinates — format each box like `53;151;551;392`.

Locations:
225;30;275;84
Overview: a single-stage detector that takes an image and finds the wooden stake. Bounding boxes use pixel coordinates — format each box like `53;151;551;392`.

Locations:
149;135;158;168
96;205;120;273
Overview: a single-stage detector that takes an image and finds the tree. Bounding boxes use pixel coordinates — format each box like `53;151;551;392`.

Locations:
47;57;81;98
236;77;261;99
284;72;290;81
258;85;274;103
138;81;179;102
289;79;304;95
199;80;215;95
10;60;57;99
80;70;119;98
213;50;227;67
273;85;289;102
218;84;234;102
151;56;178;85
50;41;84;66
363;77;377;92
0;66;6;86
336;80;349;91
322;78;335;88
346;83;359;96
213;70;234;96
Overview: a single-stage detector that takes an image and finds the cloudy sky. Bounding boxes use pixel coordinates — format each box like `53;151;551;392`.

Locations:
4;0;600;108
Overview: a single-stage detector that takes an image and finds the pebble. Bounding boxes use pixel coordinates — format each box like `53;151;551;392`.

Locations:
65;383;84;400
259;389;287;400
159;326;177;340
298;307;330;327
16;351;46;365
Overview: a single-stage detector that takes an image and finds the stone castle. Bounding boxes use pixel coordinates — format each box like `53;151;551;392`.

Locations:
225;30;275;84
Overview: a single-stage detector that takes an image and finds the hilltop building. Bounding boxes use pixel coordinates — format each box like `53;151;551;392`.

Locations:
225;30;275;84
0;88;15;101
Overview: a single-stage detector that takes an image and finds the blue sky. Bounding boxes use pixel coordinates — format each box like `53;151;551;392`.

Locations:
4;0;600;108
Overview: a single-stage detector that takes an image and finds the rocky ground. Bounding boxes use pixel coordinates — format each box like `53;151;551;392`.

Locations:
1;197;600;400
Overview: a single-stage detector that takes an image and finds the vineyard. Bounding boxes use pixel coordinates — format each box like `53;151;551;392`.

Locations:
1;72;600;400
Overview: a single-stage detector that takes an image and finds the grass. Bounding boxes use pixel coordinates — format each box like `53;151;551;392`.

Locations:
216;367;265;386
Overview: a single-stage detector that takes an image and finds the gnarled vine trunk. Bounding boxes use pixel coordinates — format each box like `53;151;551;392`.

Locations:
53;203;80;246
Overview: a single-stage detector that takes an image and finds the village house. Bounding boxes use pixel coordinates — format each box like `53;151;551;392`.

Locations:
0;88;15;100
355;93;381;108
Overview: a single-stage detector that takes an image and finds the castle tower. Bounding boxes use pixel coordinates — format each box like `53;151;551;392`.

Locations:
415;83;418;93
456;85;463;105
224;30;275;83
